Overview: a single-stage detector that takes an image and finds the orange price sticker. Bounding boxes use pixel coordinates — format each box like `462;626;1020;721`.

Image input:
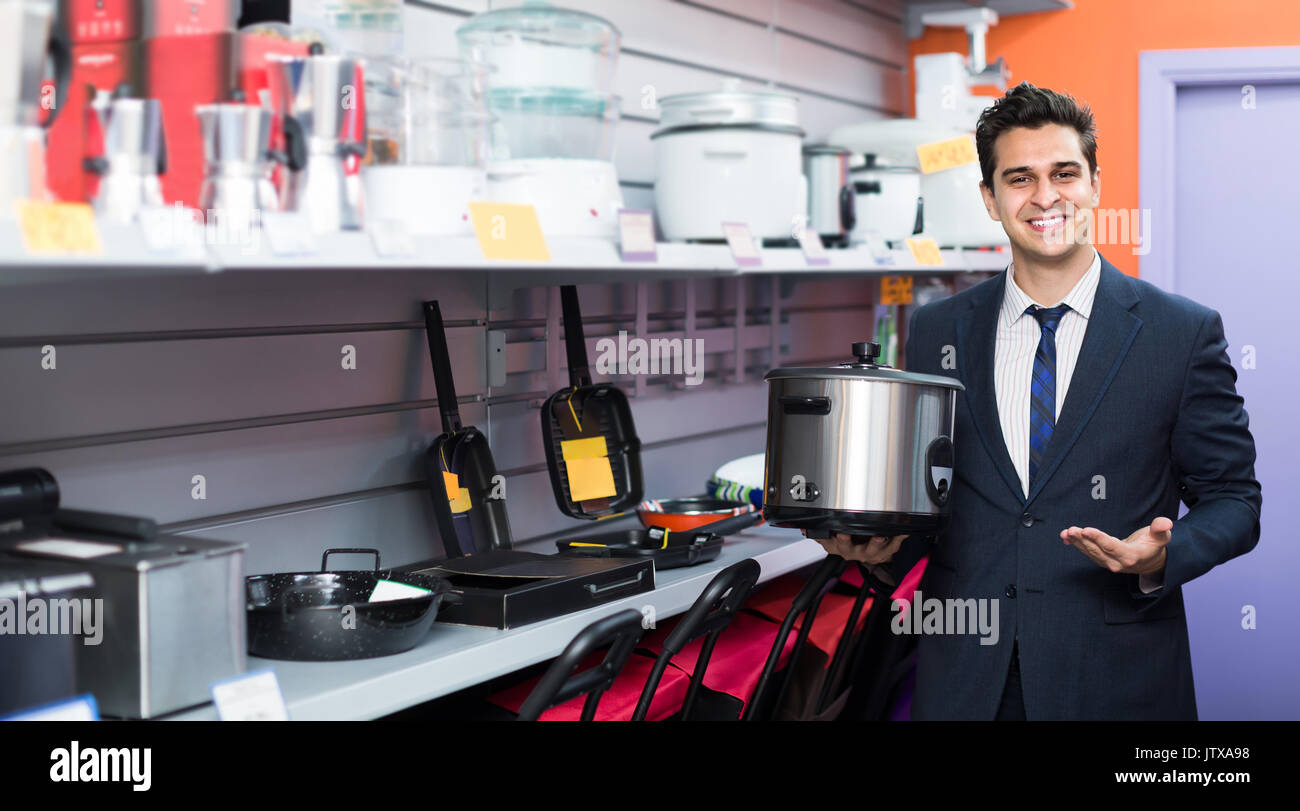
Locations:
17;201;103;256
916;135;978;175
905;237;944;267
880;275;914;306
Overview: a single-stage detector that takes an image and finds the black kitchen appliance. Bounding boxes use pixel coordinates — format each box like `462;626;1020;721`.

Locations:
246;548;448;661
422;300;511;556
0;467;246;719
541;286;643;519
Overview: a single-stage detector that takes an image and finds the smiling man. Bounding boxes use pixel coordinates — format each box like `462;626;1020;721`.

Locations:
816;82;1262;720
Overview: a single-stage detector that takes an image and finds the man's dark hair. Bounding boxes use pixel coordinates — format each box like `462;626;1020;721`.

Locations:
975;82;1097;191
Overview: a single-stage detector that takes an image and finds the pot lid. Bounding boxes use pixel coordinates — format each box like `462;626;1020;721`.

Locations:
764;341;965;390
656;85;800;133
456;4;621;47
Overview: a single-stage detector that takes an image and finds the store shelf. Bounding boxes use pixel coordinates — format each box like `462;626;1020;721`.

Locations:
0;218;211;286
163;526;825;722
0;218;1008;289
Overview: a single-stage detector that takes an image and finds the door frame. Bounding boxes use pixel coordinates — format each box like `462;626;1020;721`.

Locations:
1139;46;1300;292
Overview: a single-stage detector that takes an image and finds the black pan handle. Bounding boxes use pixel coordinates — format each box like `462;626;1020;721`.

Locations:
584;569;646;598
321;547;381;572
423;301;463;434
560;286;592;388
779;395;831;415
687;508;764;540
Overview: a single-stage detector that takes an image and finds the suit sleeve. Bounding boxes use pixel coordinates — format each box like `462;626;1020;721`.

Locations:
1159;309;1262;594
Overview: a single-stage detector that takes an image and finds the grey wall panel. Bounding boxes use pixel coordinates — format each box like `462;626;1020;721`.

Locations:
177;487;447;576
0;326;488;444
0;270;485;338
0;405;484;524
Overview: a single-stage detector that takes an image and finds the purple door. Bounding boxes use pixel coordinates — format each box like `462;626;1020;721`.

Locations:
1171;79;1300;719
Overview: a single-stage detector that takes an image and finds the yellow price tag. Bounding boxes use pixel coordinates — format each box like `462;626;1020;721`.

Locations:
916;135;978;175
880;275;914;306
561;436;617;501
467;202;551;262
17;201;103;256
442;471;472;514
561;436;609;461
905;237;944;267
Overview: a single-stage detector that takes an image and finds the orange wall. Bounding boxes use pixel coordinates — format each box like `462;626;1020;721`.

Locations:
909;0;1300;276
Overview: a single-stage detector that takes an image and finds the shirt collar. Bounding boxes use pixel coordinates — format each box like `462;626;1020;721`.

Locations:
1000;249;1101;328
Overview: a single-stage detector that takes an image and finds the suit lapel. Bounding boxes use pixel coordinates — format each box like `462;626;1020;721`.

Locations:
956;273;1026;507
1026;257;1143;505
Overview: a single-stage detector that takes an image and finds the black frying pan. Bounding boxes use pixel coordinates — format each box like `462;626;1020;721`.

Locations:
556;508;765;569
422;300;512;556
541;286;643;520
246;548;448;661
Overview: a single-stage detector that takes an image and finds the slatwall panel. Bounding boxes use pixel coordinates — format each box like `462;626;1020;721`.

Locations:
0;2;902;577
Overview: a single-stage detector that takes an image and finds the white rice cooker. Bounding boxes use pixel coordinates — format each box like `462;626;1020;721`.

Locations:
653;88;806;242
830;118;1008;249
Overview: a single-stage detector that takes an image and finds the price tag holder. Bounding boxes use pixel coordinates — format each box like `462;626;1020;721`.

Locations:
262;211;317;257
618;209;657;262
797;226;830;266
468;202;550;261
369;219;416;259
211;669;289;721
862;230;895;264
17;201;103;256
1;694;100;721
723;221;761;267
916;135;979;175
880;275;915;306
905;237;944;267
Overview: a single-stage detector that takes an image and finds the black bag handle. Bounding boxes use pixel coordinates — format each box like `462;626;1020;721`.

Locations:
422;301;462;434
560;286;592;389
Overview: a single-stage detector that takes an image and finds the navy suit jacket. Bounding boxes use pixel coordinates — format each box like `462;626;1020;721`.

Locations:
885;254;1261;720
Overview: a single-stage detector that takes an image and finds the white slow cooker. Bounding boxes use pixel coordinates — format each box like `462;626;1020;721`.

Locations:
653;88;806;242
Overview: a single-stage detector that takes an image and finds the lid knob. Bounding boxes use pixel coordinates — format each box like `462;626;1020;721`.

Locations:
852;341;881;364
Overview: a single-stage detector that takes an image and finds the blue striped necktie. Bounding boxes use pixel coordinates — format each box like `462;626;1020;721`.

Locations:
1027;304;1071;484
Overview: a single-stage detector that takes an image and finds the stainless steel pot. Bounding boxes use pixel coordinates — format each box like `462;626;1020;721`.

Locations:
762;341;963;537
803;144;855;245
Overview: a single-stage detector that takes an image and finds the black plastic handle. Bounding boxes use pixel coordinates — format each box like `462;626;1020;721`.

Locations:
560;286;592;388
423;300;463;434
53;508;156;540
321;548;381;572
687;508;764;540
853;180;882;195
584;569;646;597
779;395;831;416
913;195;925;236
839;184;856;233
43;20;71;130
282;114;308;172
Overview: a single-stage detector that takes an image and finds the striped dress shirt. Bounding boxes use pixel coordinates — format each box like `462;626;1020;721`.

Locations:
994;249;1101;498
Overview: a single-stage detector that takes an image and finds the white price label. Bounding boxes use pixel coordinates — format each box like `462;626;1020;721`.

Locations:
211;669;289;722
369;219;416;258
723;221;761;267
261;211;317;258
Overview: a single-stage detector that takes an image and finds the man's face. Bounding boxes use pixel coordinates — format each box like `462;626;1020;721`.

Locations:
979;124;1100;263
